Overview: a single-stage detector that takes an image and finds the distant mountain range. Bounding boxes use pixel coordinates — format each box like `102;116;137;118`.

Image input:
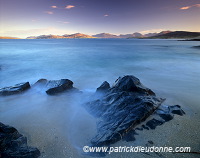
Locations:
93;33;119;38
93;32;144;38
1;31;200;39
26;31;200;39
26;33;95;39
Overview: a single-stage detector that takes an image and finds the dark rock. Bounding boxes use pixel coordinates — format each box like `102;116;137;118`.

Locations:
34;78;47;85
0;122;40;158
0;82;30;96
146;119;164;129
159;114;174;122
140;104;185;131
156;105;185;116
148;140;154;144
123;130;137;142
46;79;73;95
34;79;74;95
142;125;149;130
85;75;164;146
192;45;200;49
182;39;200;41
96;81;110;93
169;105;185;116
135;127;143;131
110;76;155;95
120;104;185;145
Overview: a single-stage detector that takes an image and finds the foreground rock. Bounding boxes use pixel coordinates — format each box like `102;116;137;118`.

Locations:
0;122;40;158
86;75;165;146
34;79;74;95
0;82;30;96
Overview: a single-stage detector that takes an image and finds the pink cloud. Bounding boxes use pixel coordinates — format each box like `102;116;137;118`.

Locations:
180;4;200;10
45;11;54;15
104;14;109;17
180;6;190;10
51;6;57;9
65;5;75;9
194;4;200;7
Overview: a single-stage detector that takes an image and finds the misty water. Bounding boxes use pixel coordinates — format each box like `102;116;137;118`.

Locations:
0;39;200;158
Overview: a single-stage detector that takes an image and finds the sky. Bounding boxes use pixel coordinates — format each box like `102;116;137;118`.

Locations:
0;0;200;38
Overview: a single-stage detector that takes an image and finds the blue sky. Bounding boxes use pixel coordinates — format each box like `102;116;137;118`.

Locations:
0;0;200;38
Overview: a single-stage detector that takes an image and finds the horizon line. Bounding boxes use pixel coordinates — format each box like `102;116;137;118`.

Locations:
1;30;200;39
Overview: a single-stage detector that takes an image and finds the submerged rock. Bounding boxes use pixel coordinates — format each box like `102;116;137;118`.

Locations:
0;82;30;96
34;79;74;95
86;75;165;146
0;122;40;158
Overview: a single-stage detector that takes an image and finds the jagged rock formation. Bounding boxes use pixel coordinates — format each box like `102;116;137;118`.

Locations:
0;122;40;158
85;75;165;146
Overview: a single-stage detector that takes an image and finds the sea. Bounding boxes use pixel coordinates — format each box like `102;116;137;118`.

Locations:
0;39;200;158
